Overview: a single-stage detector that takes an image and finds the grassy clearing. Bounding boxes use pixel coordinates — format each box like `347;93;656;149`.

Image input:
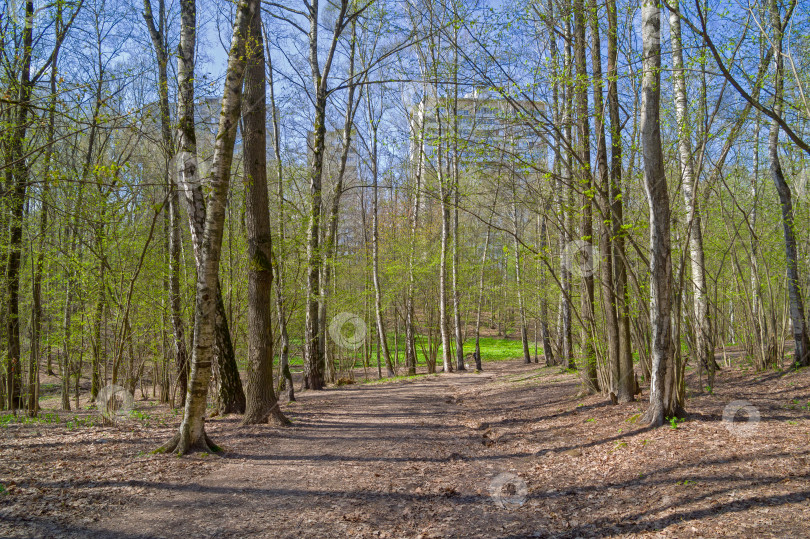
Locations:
457;337;528;362
277;336;529;371
359;372;443;385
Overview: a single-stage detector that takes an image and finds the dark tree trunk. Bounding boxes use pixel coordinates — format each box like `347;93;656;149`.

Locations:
5;0;35;411
143;0;189;407
607;0;634;402
214;292;246;413
574;0;598;393
767;0;810;368
590;0;621;400
241;10;289;425
640;2;683;426
264;48;295;401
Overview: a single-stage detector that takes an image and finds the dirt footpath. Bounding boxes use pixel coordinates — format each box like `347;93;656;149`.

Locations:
3;361;810;538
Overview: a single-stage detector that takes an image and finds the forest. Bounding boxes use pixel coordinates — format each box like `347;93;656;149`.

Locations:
1;0;809;536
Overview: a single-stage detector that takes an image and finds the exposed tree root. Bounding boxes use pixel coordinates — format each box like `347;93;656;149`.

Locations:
642;403;686;427
154;428;221;456
241;401;291;427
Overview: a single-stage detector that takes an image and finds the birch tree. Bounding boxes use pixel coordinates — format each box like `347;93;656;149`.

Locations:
174;0;245;414
158;0;258;454
669;1;714;388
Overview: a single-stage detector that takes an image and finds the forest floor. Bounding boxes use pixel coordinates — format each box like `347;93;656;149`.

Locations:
2;354;810;538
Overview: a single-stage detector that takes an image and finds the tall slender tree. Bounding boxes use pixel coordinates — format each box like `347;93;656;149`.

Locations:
766;0;809;368
241;11;289;425
607;0;634;402
158;0;259;454
143;0;190;406
669;1;714;387
174;0;246;414
641;0;682;425
574;0;598;393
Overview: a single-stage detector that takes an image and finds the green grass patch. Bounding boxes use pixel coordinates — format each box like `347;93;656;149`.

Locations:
0;411;60;427
277;336;530;374
360;372;441;385
455;337;528;362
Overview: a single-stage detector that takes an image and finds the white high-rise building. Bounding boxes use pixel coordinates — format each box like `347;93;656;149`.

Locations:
409;89;547;181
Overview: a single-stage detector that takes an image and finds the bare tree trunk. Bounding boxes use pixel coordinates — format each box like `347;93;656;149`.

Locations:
473;180;499;372
168;177;189;406
640;2;683;426
60;85;102;411
5;0;35;411
589;0;620;399
574;0;598;393
405;89;425;376
669;2;714;387
262;41;294;402
452;175;465;371
213;294;246;414
28;15;63;415
368;93;395;378
538;211;555;364
767;0;810;368
320;27;360;385
560;10;574;369
61;289;73;411
91;257;104;401
450;38;465;373
434;97;452;374
750;113;772;369
302;0;353;390
512;194;531;364
159;0;258;455
607;0;634;401
242;12;289;425
174;0;244;414
143;0;189;407
304;94;325;391
546;0;566;368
